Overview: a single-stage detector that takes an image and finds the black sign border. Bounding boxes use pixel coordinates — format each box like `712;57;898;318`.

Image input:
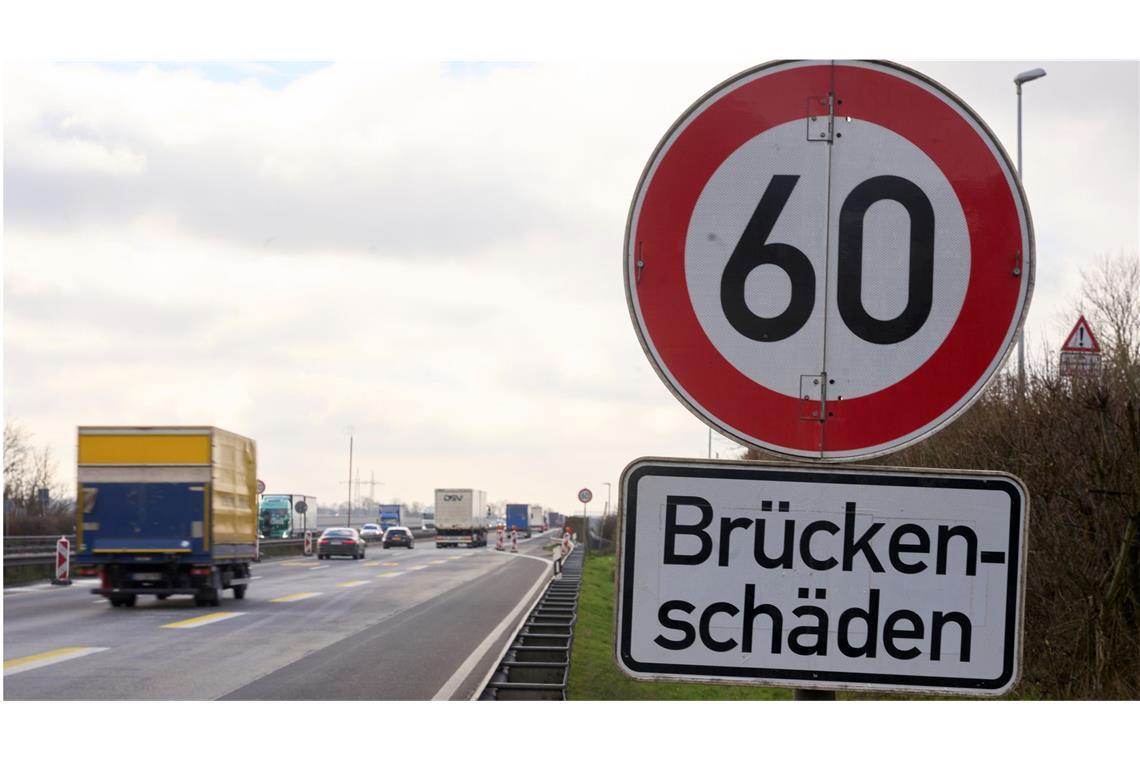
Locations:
618;460;1025;693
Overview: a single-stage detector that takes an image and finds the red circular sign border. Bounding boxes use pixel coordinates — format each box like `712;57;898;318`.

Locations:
627;60;1031;458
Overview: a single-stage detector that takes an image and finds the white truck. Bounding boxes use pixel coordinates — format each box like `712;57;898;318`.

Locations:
529;504;546;534
434;488;488;548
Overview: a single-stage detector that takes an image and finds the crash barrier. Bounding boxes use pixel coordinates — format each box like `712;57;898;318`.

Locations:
478;543;584;701
4;530;438;571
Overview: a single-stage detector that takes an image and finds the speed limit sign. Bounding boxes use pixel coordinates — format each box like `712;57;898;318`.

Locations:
626;60;1032;459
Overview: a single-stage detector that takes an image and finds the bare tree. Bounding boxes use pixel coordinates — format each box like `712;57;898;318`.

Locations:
1079;253;1140;371
3;421;71;533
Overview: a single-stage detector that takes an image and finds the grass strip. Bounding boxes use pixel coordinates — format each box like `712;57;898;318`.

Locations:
567;552;790;700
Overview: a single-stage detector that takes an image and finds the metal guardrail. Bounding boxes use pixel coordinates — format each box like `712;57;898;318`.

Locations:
478;545;584;700
4;530;437;567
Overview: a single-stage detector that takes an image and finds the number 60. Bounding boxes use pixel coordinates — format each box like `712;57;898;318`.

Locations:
720;174;935;345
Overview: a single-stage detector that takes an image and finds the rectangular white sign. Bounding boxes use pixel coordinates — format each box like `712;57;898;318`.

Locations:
616;459;1027;695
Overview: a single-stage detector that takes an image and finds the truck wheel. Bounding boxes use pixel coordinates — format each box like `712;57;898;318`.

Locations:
233;584;246;599
157;594;170;600
123;594;137;608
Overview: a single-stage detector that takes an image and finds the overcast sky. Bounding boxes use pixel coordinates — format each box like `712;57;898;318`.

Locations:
4;57;1138;515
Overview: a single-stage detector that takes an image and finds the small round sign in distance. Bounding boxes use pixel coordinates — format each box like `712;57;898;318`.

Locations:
578;488;593;504
256;479;266;495
625;59;1034;460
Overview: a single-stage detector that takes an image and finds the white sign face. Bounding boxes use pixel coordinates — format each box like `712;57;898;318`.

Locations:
616;458;1027;695
625;60;1033;459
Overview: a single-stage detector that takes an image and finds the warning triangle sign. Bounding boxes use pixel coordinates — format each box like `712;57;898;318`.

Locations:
1061;314;1101;353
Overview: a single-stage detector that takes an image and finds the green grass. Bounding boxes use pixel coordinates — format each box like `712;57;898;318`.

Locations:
567;553;790;700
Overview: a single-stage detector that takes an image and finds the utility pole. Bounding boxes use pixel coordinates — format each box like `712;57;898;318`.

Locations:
346;431;354;527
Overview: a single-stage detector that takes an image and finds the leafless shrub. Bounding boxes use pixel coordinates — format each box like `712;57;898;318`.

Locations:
3;421;74;536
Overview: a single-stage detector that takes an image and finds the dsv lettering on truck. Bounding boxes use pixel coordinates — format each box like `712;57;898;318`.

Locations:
616;459;1027;695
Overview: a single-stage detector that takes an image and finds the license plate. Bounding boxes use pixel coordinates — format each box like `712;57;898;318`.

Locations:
330;540;342;545
132;572;162;581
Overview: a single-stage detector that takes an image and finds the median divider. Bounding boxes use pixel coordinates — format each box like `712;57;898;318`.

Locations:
478;542;583;701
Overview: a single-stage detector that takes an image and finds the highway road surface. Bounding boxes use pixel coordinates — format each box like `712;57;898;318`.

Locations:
4;532;557;700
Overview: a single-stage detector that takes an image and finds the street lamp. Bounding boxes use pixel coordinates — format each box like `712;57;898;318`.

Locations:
1014;66;1046;395
602;481;612;541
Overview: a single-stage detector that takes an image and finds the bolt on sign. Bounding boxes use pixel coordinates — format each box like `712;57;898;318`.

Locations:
616;459;1028;695
624;60;1033;459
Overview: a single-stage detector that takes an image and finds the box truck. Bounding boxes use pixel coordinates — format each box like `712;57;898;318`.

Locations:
76;426;258;607
505;503;531;538
434;488;487;548
378;504;403;531
529;505;546;533
259;493;318;538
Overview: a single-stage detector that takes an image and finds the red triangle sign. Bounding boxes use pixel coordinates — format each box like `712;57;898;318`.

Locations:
1061;314;1101;353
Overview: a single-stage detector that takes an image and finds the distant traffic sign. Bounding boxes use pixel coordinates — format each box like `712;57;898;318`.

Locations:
617;458;1027;695
578;488;593;504
1061;314;1100;352
625;60;1033;460
1060;314;1103;377
256;479;266;495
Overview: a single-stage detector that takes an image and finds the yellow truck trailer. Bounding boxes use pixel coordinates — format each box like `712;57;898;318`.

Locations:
76;426;258;607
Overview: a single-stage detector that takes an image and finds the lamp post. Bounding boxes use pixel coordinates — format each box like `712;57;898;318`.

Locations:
602;481;611;542
1014;66;1046;395
345;428;354;527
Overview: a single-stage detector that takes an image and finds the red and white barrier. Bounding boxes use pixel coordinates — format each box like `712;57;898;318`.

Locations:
510;528;518;553
303;530;313;556
496;526;505;551
561;531;571;553
52;536;71;586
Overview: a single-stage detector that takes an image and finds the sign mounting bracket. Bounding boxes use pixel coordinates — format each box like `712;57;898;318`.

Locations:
806;93;834;142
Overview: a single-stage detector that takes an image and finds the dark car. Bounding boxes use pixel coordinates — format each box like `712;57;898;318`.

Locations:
382;527;415;549
317;527;366;559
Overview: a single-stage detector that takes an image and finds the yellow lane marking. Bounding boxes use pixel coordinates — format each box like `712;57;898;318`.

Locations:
5;647;109;675
377;571;405;578
161;612;246;629
429;560;447;565
282;561;318;567
408;565;429;571
381;562;400;567
308;565;330;571
363;561;382;567
337;580;370;588
269;592;323;603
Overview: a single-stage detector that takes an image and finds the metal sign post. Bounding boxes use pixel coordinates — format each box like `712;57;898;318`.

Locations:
578;488;593;558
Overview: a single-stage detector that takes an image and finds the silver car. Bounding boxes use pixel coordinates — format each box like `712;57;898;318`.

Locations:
360;523;383;540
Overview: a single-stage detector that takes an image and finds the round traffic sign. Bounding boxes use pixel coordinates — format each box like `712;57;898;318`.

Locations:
256;479;266;495
578;488;593;504
625;60;1032;459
